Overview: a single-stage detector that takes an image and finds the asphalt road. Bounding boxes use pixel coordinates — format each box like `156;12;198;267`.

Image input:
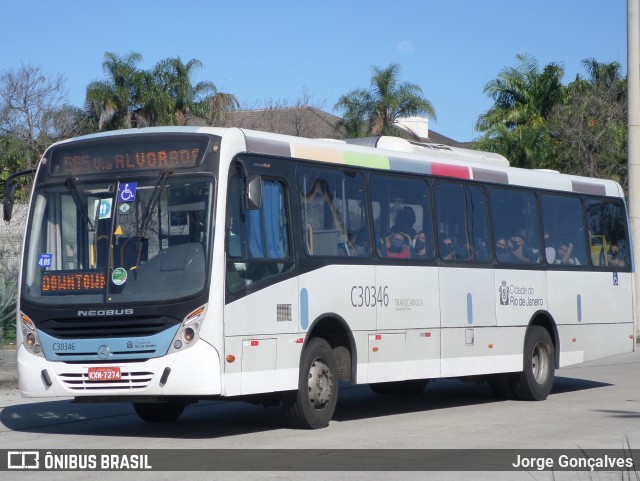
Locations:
0;348;639;481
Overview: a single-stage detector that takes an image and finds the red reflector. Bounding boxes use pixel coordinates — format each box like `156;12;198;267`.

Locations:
251;340;259;347
424;332;431;337
296;338;304;344
375;334;382;340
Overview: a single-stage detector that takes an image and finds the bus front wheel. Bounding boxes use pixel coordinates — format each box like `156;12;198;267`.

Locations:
283;338;338;429
512;325;555;401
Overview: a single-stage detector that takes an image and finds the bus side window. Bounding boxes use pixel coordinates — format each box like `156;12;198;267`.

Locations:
490;188;541;265
540;193;587;267
585;198;629;269
298;167;370;258
369;174;433;261
225;175;294;294
434;181;490;263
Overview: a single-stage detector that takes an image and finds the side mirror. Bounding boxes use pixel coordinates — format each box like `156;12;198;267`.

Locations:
243;175;262;210
3;181;15;222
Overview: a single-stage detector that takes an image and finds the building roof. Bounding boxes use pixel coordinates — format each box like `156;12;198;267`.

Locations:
221;107;345;140
208;107;468;147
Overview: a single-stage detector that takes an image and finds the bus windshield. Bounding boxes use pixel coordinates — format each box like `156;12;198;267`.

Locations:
22;174;214;305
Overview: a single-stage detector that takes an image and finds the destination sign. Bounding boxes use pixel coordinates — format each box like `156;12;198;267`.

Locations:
48;135;208;176
42;270;107;295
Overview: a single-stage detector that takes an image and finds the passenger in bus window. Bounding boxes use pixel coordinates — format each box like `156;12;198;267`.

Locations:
391;206;417;237
474;238;490;261
607;241;625;267
495;237;512;263
555;242;581;265
440;236;457;261
386;232;413;258
543;232;556;264
509;234;532;263
345;229;369;257
413;231;429;259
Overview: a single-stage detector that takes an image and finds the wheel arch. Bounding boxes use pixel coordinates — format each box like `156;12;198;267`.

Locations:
527;310;560;368
305;313;357;383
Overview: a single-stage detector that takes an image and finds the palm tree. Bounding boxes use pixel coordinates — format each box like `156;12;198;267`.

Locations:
86;52;143;130
475;54;565;168
145;57;239;126
335;64;436;138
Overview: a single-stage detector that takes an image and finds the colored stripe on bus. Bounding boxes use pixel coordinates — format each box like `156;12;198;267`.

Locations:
343;151;390;170
472;167;509;184
571;180;606;196
431;162;471;179
246;136;292;157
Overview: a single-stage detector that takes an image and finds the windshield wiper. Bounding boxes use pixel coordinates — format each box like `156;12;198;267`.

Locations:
134;170;172;269
65;176;94;232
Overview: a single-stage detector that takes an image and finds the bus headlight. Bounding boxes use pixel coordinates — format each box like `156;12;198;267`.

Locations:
20;312;44;358
167;304;207;354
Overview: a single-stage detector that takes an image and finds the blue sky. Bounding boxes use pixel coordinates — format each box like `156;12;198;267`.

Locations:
0;0;629;141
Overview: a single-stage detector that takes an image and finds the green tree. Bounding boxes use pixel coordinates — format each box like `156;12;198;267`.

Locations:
86;52;238;129
86;51;143;130
475;54;564;168
148;57;238;126
550;59;627;187
335;63;436;138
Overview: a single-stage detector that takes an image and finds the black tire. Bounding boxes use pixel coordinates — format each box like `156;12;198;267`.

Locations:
369;379;428;395
512;325;555;401
283;338;338;429
133;401;186;422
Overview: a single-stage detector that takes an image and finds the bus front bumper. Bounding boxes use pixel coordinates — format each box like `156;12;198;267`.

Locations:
18;340;222;398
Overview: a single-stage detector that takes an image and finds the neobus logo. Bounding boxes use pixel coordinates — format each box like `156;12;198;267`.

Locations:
77;309;134;317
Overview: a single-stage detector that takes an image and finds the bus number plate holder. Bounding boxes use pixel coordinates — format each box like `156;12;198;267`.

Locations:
87;367;121;381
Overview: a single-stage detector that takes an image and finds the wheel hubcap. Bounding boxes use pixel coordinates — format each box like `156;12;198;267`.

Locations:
531;342;550;385
307;357;333;410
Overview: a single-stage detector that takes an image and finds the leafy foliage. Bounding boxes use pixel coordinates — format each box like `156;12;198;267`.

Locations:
335;63;436;138
475;54;564;168
476;54;628;186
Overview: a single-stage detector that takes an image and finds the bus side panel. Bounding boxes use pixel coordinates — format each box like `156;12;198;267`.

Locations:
556;323;635;367
495;270;547;326
223;276;300;395
547;271;634;366
371;265;441;382
440;326;525;377
439;267;496;328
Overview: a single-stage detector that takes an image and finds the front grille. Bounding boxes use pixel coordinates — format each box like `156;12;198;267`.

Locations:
38;316;179;339
59;371;154;390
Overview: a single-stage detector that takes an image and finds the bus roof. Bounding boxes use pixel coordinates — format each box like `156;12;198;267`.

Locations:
237;127;623;199
44;126;624;199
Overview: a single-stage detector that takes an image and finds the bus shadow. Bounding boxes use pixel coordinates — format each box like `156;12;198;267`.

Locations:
0;376;609;438
333;376;610;423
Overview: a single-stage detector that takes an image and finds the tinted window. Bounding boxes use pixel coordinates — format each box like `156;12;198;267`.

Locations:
541;194;587;266
490;188;541;264
369;174;434;260
585;198;629;269
226;177;293;293
433;182;490;263
299;166;370;257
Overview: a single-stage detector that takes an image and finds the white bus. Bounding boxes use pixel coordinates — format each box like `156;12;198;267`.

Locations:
4;126;635;429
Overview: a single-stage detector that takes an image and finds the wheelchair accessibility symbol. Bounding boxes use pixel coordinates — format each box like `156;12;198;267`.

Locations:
118;182;137;203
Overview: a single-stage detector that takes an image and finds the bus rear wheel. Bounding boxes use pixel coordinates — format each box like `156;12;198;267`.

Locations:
283;338;338;429
512;325;555;401
133;401;186;423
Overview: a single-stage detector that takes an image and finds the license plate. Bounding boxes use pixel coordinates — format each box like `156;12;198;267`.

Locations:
87;367;121;381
